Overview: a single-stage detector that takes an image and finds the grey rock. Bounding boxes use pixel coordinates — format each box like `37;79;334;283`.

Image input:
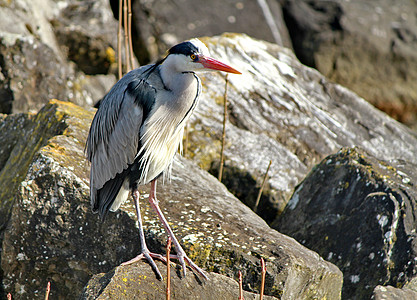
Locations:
0;0;118;114
275;147;417;299
80;262;278;300
50;0;120;75
0;113;33;171
282;0;417;129
184;34;417;223
1;99;342;299
373;285;417;300
0;102;68;230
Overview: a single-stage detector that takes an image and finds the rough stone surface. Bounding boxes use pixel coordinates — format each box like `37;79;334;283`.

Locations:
0;102;68;230
80;262;278;300
1;100;342;299
51;0;119;75
0;0;117;114
0;100;142;298
185;34;417;223
373;285;417;300
282;0;417;129
275;147;417;299
0;113;34;171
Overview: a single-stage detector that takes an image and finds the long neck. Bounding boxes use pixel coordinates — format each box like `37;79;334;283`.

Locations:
157;57;200;123
159;56;195;93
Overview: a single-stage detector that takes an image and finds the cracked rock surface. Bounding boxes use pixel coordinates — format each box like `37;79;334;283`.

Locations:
1;100;342;299
275;147;417;299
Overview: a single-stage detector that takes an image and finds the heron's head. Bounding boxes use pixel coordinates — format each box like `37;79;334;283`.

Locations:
164;39;241;74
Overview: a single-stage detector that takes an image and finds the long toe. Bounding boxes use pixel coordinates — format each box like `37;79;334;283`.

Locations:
122;251;166;280
184;256;208;280
171;251;208;280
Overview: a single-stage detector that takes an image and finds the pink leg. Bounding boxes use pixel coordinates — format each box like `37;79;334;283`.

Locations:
148;180;208;280
121;189;166;279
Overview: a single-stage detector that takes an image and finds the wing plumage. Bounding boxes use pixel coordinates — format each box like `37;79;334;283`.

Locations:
86;67;157;217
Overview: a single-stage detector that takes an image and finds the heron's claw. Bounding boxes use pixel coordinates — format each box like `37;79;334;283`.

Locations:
169;253;208;280
122;250;166;280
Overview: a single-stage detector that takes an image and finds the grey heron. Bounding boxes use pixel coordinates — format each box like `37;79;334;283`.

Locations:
86;38;241;280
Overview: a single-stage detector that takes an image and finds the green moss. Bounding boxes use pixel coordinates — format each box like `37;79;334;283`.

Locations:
0;100;94;229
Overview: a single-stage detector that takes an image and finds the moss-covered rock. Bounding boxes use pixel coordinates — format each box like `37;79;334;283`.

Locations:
0;100;72;229
1;99;342;299
80;262;279;300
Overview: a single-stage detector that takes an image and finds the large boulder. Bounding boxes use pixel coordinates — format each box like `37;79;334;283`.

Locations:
282;0;417;129
0;100;342;299
80;262;279;299
0;0;117;114
275;147;417;299
373;285;417;300
0;105;67;230
184;34;417;223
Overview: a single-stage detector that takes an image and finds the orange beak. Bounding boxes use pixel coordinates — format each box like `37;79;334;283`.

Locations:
198;56;241;74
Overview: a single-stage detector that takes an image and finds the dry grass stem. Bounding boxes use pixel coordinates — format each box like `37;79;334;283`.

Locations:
183;122;189;156
166;237;172;300
254;160;272;212
123;0;131;72
260;258;266;299
218;74;229;182
45;281;51;300
117;0;123;79
238;270;245;300
127;0;135;69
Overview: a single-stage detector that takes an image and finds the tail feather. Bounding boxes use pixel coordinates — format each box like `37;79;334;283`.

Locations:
94;173;127;220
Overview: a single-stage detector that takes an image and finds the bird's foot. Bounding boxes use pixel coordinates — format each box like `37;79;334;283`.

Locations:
122;249;167;280
170;252;209;280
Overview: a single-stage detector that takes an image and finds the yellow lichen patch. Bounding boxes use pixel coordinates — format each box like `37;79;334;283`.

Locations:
49;99;95;124
43;142;67;155
106;47;116;64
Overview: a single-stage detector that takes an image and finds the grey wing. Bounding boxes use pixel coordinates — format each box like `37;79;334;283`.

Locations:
86;76;156;212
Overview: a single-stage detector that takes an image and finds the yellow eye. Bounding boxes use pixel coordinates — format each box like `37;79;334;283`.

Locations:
190;54;196;61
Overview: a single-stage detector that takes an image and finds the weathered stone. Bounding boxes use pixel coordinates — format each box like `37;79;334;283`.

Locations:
0;113;34;171
51;0;119;75
185;34;417;223
282;0;417;129
275;147;417;299
1;100;342;299
373;285;417;300
80;262;278;300
0;0;117;114
0;101;69;229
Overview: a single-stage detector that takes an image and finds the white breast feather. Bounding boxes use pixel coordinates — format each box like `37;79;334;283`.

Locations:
136;71;200;185
137;105;186;184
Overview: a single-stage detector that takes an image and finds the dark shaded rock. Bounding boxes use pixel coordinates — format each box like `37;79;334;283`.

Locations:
0;34;76;114
0;113;34;171
50;0;119;75
80;262;278;299
274;147;417;299
0;101;69;230
185;34;417;224
1;100;139;299
0;0;117;114
129;0;292;63
373;285;417;300
0;100;342;299
282;0;417;129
